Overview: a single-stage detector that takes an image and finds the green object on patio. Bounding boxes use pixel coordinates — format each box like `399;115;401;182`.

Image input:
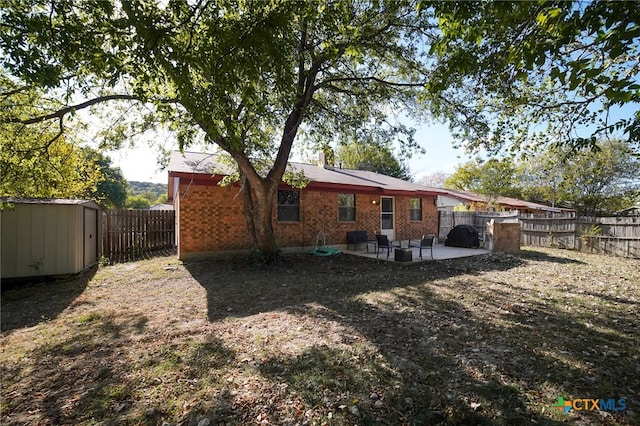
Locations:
312;232;341;256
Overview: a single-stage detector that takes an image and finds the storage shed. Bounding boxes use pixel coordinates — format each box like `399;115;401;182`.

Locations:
1;198;102;279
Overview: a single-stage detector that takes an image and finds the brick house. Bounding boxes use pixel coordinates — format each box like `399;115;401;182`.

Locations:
168;151;445;259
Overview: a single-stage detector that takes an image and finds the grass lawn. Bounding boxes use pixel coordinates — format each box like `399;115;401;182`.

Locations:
1;247;638;425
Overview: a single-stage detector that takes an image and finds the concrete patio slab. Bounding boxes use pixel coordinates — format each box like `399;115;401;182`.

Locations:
343;242;490;262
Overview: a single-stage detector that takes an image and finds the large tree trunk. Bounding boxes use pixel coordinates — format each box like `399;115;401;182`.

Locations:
230;48;320;260
239;172;279;259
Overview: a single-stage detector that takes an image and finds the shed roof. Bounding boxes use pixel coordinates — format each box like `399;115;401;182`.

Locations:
0;197;101;209
168;151;446;196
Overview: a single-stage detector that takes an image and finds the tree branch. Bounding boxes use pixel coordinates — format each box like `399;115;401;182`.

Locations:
315;75;425;91
4;94;178;125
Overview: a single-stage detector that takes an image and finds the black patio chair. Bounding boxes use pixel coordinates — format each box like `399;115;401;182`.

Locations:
375;234;401;259
409;234;435;260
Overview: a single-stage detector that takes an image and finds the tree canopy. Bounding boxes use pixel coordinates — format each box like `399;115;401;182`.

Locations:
447;141;640;214
2;0;639;256
0;76;129;206
424;1;640;154
1;77;98;200
520;140;640;215
337;141;410;180
1;0;435;256
445;158;522;206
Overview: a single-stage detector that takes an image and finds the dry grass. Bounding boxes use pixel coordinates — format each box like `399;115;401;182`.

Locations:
1;248;638;425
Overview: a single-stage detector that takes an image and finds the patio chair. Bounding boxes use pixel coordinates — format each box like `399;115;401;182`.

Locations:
409;234;435;260
375;234;401;259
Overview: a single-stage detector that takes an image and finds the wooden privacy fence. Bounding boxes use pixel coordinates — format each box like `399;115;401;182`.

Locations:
520;213;640;258
102;209;175;263
440;211;640;258
575;216;639;258
520;212;577;249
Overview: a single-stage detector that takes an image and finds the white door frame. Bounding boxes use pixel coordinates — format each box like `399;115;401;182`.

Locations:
380;196;395;241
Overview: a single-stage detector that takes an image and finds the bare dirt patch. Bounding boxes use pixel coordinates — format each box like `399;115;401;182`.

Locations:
1;248;638;425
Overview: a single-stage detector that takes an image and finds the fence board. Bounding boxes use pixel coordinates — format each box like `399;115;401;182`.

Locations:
102;209;175;263
520;212;577;249
574;216;640;258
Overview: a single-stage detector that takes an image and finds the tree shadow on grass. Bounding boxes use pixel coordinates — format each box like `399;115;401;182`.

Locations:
1;308;239;426
1;266;96;332
1;311;145;424
185;250;637;424
184;252;525;322
514;248;587;265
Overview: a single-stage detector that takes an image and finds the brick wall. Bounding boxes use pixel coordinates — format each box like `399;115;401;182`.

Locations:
176;180;439;257
176;182;251;257
394;196;439;241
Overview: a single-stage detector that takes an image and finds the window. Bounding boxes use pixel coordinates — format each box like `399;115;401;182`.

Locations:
381;197;393;229
338;193;356;221
278;190;299;221
410;198;422;221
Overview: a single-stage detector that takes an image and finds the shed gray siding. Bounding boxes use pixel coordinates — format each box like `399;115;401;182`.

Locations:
1;199;102;279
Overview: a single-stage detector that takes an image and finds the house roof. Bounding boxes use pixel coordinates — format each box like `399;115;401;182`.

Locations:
168;151;446;196
617;204;640;214
437;189;573;213
167;151;231;175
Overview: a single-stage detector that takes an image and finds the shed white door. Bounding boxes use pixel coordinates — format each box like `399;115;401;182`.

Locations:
380;197;395;241
83;207;98;269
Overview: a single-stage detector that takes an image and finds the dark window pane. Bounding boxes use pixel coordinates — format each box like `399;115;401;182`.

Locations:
278;190;299;221
381;198;393;212
278;190;299;205
381;213;393;229
338;207;355;221
338;193;355;221
338;193;355;207
279;205;299;221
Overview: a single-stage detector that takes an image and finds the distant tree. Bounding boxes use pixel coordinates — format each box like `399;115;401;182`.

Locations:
337;141;411;180
125;194;151;210
128;181;168;201
153;193;168;205
518;150;568;208
417;171;450;188
80;149;128;208
521;140;640;215
445;158;522;206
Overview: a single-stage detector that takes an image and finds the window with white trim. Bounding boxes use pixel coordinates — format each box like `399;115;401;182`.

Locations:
410;198;422;221
338;193;356;221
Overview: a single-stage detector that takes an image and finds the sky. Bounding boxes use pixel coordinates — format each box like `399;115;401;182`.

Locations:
107;121;472;184
104;99;638;185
